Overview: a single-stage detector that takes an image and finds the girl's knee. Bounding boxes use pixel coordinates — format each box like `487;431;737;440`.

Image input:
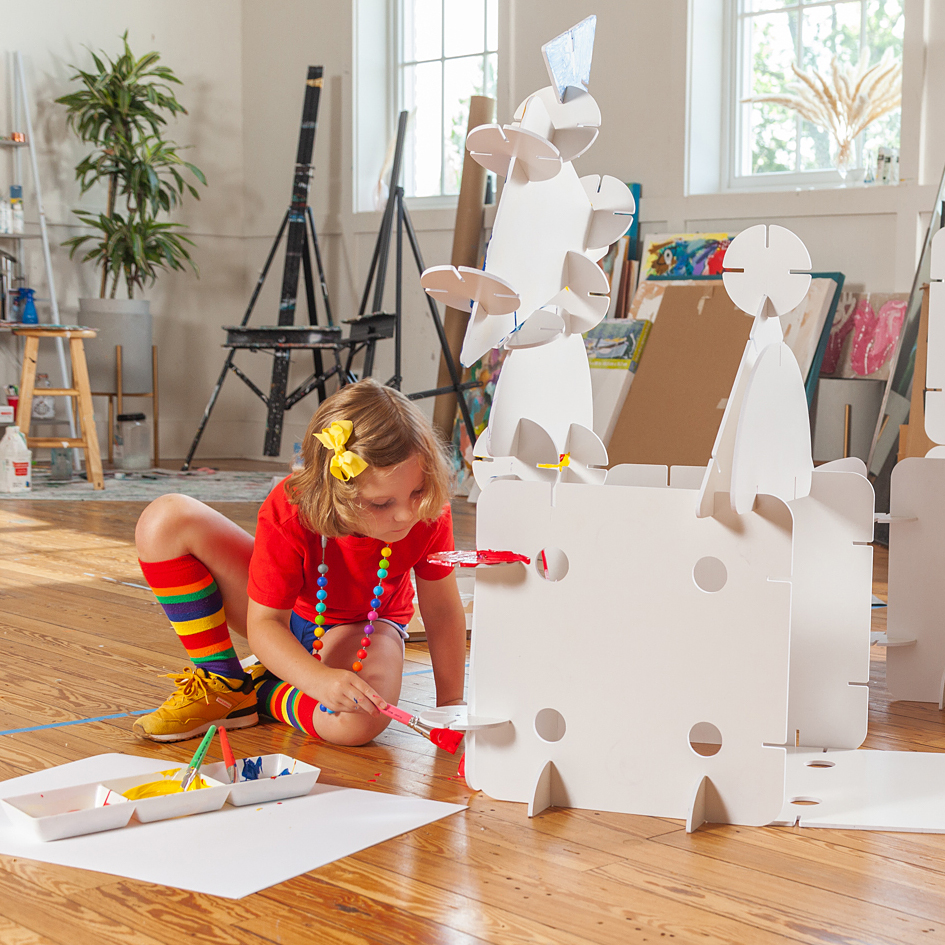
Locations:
324;713;391;747
135;493;204;558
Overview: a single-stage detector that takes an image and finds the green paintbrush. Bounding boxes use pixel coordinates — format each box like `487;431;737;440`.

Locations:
180;725;216;791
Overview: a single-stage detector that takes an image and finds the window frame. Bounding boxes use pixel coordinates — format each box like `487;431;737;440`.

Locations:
393;0;498;205
725;0;901;191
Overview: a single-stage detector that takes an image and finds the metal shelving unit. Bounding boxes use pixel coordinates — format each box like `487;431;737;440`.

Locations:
5;51;78;448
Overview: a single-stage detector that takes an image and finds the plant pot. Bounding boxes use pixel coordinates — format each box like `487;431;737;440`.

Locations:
78;298;153;394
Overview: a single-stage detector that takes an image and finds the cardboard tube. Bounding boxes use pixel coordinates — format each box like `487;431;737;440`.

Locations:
432;95;495;442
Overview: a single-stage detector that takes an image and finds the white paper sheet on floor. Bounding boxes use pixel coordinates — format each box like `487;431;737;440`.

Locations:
0;753;465;898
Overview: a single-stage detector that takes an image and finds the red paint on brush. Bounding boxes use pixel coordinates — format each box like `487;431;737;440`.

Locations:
431;726;464;754
379;703;465;754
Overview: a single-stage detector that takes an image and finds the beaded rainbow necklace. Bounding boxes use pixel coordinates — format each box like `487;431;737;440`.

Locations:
313;535;392;673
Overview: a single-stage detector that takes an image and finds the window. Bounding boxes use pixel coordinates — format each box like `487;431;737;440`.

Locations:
398;0;498;199
731;0;903;185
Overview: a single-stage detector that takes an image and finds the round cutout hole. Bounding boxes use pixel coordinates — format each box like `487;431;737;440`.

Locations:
790;796;821;806
534;707;566;743
806;760;835;769
688;721;722;757
693;556;727;593
536;547;569;582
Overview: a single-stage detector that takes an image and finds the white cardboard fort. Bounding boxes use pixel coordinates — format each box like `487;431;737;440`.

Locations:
421;18;879;830
886;227;945;704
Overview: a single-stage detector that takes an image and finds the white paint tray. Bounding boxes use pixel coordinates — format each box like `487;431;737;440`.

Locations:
99;767;231;823
0;782;134;842
203;753;321;806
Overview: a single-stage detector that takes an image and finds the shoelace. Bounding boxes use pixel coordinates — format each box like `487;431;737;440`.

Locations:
161;668;212;706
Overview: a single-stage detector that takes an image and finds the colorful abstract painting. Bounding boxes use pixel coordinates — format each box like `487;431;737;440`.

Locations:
641;233;733;280
820;292;909;381
450;346;509;494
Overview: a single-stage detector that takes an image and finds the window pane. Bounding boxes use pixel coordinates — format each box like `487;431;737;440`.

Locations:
486;0;498;51
746;9;798;174
444;0;485;59
403;0;441;62
801;2;861;74
867;0;904;63
442;55;485;194
484;52;497;101
864;0;904;161
799;119;834;171
741;0;797;12
403;61;442;197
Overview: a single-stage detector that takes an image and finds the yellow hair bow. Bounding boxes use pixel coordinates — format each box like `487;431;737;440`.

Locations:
313;420;369;481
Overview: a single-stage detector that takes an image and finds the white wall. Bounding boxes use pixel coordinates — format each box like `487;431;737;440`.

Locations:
0;0;248;461
1;0;942;463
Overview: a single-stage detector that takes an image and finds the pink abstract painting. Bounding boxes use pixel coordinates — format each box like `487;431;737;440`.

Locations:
820;292;908;381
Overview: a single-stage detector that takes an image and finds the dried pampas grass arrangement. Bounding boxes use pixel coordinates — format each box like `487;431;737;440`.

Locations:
745;49;902;175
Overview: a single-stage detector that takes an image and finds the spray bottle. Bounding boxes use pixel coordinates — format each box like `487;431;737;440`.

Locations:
17;287;37;324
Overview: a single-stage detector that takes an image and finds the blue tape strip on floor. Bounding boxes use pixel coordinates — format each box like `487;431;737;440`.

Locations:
0;664;471;737
0;708;155;737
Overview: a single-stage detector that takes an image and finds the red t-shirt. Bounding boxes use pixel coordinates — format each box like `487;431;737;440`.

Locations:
247;478;454;625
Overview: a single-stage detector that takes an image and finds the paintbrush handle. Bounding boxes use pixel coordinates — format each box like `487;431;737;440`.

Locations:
379;703;414;726
181;724;217;789
218;727;235;769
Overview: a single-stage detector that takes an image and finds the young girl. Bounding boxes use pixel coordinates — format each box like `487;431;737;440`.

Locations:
133;379;467;746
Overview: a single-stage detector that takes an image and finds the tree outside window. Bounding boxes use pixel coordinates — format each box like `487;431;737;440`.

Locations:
399;0;498;198
736;0;903;178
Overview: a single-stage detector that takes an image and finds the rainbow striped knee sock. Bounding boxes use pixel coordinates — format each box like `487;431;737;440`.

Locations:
256;678;321;738
139;554;248;682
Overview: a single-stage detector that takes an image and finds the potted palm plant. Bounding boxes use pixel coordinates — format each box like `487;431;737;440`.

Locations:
56;32;206;393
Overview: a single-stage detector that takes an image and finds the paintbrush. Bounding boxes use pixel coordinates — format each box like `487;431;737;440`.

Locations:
379;703;464;754
218;727;237;784
180;725;216;791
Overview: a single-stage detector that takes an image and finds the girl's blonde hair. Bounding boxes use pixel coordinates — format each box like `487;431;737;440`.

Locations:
286;378;452;537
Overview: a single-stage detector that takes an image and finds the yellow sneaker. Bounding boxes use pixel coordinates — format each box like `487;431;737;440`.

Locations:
133;666;258;742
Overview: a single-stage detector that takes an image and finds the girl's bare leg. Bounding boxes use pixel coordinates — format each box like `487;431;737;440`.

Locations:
308;622;404;745
135;493;254;637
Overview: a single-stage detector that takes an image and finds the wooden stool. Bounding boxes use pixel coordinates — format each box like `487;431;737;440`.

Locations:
14;327;105;490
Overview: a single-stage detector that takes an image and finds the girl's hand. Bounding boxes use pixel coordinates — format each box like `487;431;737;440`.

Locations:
317;667;387;716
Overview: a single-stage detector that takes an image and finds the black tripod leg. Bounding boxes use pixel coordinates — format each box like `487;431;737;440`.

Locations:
307;206;333;326
264;350;292;456
182;353;236;470
390;191;403;389
400;202;477;447
182;209;290;469
301;225;327;402
241;210;290;327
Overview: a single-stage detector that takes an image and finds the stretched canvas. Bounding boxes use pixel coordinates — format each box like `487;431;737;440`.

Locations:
583;318;650;368
778;274;844;400
641;233;732;280
821;292;909;381
451;346;509;493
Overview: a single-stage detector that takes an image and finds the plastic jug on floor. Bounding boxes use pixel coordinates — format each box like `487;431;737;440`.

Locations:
0;425;31;492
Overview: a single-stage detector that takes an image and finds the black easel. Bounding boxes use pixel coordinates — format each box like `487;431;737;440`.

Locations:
182;66;338;469
351;110;478;446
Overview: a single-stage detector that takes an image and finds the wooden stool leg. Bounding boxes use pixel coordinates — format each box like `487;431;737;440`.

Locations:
70;337;104;490
17;336;39;436
107;395;114;466
116;345;123;418
152;345;159;467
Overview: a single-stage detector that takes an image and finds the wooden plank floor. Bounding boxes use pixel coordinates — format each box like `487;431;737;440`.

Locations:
1;495;944;944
